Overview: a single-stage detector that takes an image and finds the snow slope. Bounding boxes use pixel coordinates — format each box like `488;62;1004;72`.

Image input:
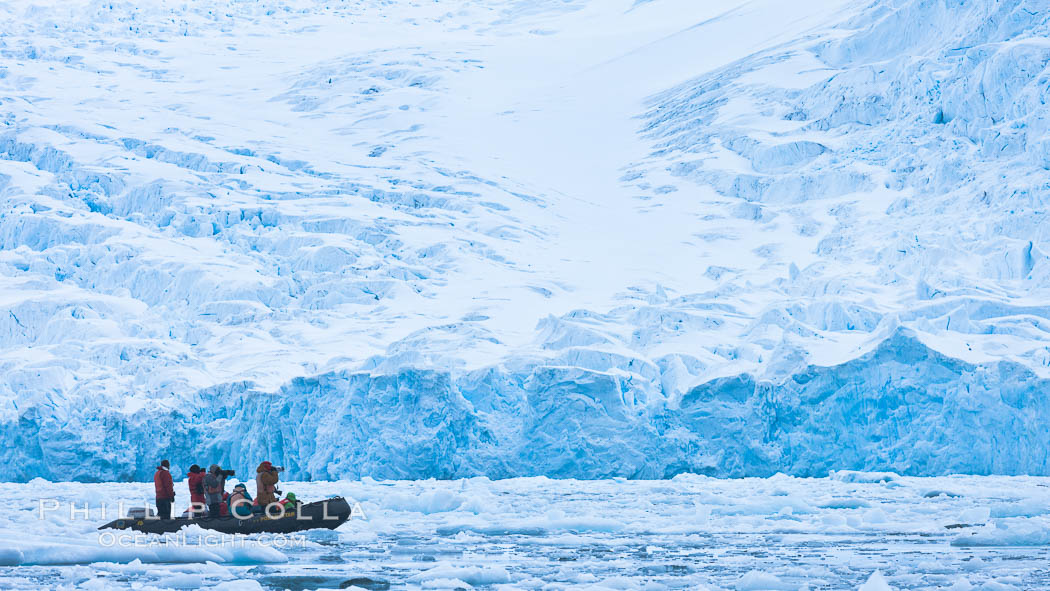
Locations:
2;0;1049;481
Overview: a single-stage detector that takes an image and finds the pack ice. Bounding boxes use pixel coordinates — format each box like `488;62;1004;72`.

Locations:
1;0;1049;481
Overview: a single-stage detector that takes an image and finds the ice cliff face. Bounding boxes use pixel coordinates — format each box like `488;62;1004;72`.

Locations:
2;0;1049;482
12;329;1050;481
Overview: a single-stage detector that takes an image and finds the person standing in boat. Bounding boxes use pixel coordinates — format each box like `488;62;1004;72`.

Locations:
203;464;227;518
187;464;206;516
255;461;280;507
153;460;175;520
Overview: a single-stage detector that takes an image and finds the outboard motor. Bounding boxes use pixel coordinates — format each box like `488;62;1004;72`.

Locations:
125;507;156;519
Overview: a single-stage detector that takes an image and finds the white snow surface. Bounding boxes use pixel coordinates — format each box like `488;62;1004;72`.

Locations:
1;475;1050;589
2;0;1050;480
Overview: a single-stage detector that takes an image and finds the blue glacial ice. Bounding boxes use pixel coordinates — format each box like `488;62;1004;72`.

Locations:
2;0;1050;482
9;325;1050;482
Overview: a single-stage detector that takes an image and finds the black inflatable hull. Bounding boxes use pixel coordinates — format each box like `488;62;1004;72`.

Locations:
98;497;352;534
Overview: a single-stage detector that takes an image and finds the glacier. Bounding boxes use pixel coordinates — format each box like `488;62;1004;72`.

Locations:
2;0;1050;482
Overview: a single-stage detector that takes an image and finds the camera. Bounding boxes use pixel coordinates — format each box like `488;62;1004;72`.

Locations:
218;469;236;478
272;466;285;473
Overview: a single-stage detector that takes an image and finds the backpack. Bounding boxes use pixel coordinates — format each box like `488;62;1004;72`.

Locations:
204;474;221;495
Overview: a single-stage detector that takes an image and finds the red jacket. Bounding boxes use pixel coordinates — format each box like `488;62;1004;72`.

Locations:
154;467;175;500
187;471;205;505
